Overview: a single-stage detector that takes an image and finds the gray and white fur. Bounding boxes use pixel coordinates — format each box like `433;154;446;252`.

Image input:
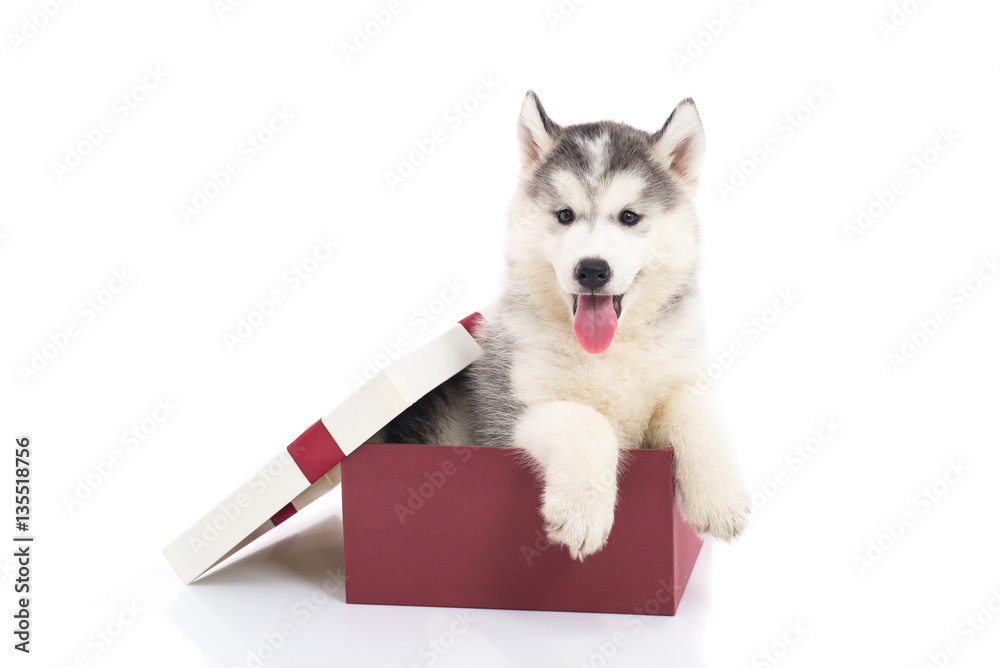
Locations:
388;92;749;560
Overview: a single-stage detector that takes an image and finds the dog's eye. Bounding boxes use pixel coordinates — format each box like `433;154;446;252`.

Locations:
620;210;640;226
556;209;575;224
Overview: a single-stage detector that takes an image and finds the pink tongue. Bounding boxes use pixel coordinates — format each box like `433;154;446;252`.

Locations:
573;295;617;354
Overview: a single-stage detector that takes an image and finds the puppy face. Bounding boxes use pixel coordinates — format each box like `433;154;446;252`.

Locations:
507;93;704;353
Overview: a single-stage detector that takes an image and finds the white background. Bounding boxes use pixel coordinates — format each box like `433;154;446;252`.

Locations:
2;0;1000;666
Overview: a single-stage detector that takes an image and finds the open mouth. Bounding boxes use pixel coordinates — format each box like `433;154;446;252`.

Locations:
572;294;623;319
571;294;623;354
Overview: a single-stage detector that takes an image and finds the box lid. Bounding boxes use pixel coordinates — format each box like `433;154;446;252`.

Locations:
163;312;486;584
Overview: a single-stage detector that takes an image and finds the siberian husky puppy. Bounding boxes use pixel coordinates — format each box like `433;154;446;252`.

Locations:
389;92;749;559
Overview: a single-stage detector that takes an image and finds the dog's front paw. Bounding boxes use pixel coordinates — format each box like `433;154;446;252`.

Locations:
679;478;750;541
541;476;617;561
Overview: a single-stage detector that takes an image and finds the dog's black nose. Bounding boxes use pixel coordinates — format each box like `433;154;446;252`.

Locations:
575;258;611;290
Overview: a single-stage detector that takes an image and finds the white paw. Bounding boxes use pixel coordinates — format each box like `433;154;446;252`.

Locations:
679;478;750;541
541;474;617;561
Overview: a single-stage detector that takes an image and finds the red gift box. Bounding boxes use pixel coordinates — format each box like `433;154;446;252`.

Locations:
165;308;705;617
342;442;702;616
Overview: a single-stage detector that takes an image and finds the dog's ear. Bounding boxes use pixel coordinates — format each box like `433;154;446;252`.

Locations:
652;98;705;189
517;91;559;168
